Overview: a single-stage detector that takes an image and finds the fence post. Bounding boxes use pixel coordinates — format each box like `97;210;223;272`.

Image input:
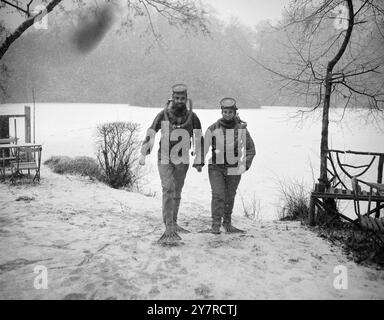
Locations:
376;155;384;218
25;106;31;143
309;194;316;226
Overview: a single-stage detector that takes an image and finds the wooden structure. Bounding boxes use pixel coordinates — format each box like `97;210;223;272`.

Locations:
352;177;384;246
309;149;384;225
0;106;32;142
0;138;17;177
0;106;33;162
0;106;41;182
0;143;42;182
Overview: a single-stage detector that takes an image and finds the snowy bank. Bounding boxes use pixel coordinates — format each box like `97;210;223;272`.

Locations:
0;166;383;299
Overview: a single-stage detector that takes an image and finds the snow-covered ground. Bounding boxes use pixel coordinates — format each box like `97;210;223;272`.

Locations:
1;167;384;299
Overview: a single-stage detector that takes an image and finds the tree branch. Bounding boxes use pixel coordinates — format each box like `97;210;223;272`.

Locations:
0;0;63;60
0;0;29;15
332;65;380;81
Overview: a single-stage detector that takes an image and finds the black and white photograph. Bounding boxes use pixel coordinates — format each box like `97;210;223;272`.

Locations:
0;0;384;302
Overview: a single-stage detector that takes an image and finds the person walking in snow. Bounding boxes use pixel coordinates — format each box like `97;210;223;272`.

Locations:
139;84;204;244
201;97;256;234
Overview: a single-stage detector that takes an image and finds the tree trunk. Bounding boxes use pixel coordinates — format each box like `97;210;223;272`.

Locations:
319;0;354;186
319;71;332;188
317;0;354;218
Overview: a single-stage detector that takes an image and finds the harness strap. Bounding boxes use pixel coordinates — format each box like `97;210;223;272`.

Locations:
163;98;194;129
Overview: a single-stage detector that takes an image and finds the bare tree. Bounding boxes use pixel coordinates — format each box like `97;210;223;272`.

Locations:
249;0;384;192
96;121;142;189
289;1;383;188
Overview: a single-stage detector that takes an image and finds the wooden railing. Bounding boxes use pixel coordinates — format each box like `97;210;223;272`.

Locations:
325;149;384;190
309;149;384;225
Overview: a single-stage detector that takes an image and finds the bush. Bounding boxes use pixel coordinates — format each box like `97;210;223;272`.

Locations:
95;121;143;189
240;193;262;220
277;180;310;222
44;155;103;181
44;156;71;173
70;156;104;180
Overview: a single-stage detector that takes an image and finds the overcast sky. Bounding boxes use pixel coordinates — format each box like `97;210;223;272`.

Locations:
1;0;289;29
202;0;289;27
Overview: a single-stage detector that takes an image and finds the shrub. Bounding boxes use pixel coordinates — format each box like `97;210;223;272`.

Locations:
44;156;72;174
44;155;103;180
95;121;143;189
70;156;104;180
240;193;262;220
277;179;310;222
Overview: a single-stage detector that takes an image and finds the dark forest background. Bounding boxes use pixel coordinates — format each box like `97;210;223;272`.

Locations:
1;5;383;109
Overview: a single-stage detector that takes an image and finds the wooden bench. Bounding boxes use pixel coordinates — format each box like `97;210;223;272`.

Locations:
309;149;384;225
6;144;42;183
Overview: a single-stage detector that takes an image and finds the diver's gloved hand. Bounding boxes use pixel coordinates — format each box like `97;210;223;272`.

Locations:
238;164;246;174
139;154;146;166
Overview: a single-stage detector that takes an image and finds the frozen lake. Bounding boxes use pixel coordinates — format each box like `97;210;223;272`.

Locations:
1;103;383;219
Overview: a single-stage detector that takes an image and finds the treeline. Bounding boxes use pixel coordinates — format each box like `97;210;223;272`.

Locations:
1;11;279;108
3;5;382;109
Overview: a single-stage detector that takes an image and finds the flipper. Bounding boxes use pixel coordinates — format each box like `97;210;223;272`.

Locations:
158;228;182;246
223;224;245;233
174;224;190;233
